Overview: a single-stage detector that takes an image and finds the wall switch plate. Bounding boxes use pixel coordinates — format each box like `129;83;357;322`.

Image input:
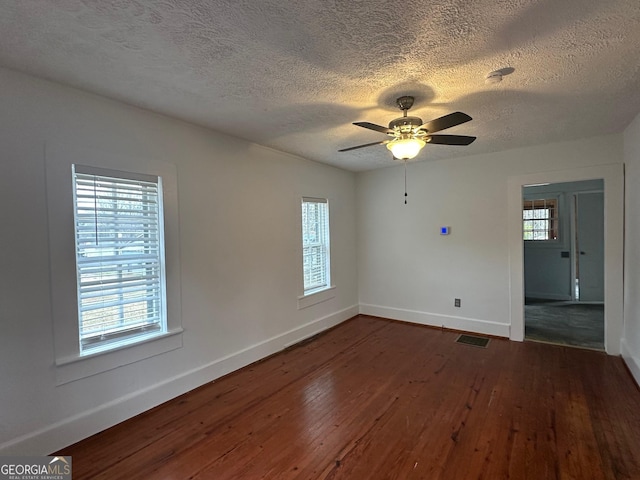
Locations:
454;298;461;307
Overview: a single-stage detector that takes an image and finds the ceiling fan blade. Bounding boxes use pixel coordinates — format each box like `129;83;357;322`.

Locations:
420;112;472;134
339;140;389;152
353;122;392;134
426;134;476;146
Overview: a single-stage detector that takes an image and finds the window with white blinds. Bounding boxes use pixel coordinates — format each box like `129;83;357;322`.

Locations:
523;198;559;241
73;165;167;353
301;197;330;294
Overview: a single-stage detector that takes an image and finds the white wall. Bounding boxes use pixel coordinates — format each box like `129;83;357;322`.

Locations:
357;136;623;340
623;111;640;385
0;67;358;454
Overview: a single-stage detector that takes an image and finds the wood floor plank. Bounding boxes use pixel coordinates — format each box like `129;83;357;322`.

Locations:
61;315;387;478
55;315;640;479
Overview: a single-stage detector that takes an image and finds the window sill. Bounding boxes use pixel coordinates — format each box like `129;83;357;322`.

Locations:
298;286;336;310
55;328;183;386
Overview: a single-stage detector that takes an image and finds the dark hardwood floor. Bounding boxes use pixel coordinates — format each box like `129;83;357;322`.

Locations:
56;315;640;479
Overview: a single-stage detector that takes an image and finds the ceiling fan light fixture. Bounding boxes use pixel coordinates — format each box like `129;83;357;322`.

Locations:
387;138;426;160
339;97;474;157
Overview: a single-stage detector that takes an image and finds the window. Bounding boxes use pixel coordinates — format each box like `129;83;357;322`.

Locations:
73;165;167;354
301;197;330;294
523;198;558;240
47;144;181;384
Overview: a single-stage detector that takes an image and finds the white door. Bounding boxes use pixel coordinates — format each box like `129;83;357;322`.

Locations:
575;192;604;302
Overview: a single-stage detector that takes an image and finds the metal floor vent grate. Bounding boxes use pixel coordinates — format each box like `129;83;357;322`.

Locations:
456;334;490;348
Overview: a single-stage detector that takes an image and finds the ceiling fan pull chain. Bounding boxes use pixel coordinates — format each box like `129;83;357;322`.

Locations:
404;159;408;204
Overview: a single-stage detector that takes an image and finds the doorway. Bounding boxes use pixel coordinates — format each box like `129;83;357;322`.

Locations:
507;163;624;355
522;180;604;350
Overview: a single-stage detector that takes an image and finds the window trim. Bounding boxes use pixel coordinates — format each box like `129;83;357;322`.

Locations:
297;285;336;310
46;143;182;385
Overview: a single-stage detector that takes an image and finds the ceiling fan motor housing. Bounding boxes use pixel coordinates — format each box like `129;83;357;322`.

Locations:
389;116;423;135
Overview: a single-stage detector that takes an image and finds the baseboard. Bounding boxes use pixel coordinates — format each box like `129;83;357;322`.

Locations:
621;338;640;387
0;304;359;456
359;304;510;338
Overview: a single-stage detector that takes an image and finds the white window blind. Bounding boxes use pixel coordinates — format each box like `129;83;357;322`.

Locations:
73;165;167;353
302;197;330;294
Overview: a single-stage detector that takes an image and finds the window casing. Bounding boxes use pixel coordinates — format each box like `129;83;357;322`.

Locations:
47;144;182;385
523;198;558;241
301;197;330;295
73;165;167;354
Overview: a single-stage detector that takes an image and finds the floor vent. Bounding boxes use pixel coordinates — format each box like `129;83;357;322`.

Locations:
456;334;490;348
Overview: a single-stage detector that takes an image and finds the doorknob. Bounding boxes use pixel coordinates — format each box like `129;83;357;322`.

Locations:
580;251;586;255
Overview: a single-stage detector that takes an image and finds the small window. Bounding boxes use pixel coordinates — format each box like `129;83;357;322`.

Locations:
301;197;330;294
73;165;167;354
523;198;558;240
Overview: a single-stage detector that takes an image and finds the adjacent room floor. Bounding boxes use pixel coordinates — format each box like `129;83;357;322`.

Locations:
524;298;605;350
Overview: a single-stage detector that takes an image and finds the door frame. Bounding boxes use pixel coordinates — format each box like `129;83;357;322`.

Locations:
508;164;624;355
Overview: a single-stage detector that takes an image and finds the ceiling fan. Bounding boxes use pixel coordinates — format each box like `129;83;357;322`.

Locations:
339;96;476;160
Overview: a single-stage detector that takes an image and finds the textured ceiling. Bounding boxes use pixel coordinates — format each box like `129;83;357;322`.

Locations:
1;0;639;171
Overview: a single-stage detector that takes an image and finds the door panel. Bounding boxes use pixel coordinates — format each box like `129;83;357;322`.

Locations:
575;192;604;302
